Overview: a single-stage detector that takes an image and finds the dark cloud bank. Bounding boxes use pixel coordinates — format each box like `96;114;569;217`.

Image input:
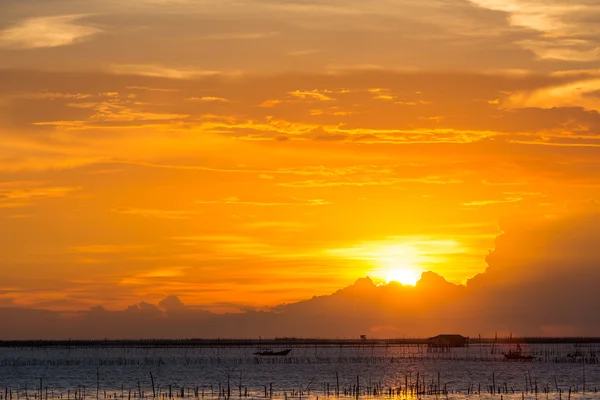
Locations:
2;211;600;339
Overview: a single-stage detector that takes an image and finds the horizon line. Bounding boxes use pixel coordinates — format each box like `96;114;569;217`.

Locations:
2;336;600;347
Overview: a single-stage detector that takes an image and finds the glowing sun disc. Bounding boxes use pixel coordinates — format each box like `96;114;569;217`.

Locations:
386;268;421;286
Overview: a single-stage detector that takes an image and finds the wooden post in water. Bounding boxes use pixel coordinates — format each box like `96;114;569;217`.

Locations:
582;361;586;394
150;373;156;399
416;373;419;397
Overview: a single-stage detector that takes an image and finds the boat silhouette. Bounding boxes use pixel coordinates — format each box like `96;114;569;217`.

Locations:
503;344;534;361
253;349;291;356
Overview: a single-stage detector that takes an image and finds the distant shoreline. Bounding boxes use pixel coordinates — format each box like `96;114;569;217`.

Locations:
2;337;600;348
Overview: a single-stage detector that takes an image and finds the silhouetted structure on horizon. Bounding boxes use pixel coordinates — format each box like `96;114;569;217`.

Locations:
428;334;469;349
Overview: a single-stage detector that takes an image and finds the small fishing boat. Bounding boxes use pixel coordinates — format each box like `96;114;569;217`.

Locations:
567;350;584;358
253;349;291;356
503;344;534;361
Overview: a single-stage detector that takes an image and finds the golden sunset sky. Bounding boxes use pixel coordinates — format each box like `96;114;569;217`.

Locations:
1;0;599;315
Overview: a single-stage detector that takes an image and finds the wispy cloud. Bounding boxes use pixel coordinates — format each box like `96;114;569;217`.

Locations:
278;176;463;188
288;90;334;102
240;221;310;231
170;234;278;258
109;64;224;79
18;92;94;100
505;77;600;111
468;0;600;61
187;97;229;102
126;86;180;93
0;182;80;208
201;32;278;40
0;15;101;49
463;192;543;207
111;207;201;219
286;49;322;57
68;245;150;254
196;196;331;206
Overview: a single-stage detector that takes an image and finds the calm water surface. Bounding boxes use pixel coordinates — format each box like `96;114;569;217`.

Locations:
1;345;599;400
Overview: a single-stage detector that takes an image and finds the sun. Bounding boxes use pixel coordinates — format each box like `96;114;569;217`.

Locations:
385;268;421;286
373;244;424;286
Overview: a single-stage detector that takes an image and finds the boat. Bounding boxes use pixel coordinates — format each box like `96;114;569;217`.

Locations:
253;349;291;356
503;344;535;361
567;350;584;358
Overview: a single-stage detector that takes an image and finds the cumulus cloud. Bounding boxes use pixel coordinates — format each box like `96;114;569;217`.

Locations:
475;211;600;283
0;15;102;49
1;209;599;339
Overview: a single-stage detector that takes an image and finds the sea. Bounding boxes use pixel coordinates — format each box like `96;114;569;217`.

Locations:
1;343;599;400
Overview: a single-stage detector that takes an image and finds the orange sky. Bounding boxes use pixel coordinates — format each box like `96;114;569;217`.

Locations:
1;0;600;314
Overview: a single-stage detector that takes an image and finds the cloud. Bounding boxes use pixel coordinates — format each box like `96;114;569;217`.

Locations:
0;182;80;208
2;69;600;178
259;99;283;108
53;97;191;122
201;32;279;40
288;90;334;102
518;39;600;62
505;77;600;112
279;176;463;188
68;245;150;254
109;64;224;79
468;0;600;61
326;237;466;270
125;86;180;92
463;192;543;207
111;207;201;219
138;267;190;278
0;15;101;49
18;92;94;100
196;196;331;206
169;234;278;258
286;49;322;57
1;209;600;338
476;210;600;282
240;221;310;231
187;97;229;102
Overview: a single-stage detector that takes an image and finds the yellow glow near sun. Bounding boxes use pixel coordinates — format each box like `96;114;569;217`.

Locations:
375;244;423;286
385;266;422;286
327;237;464;285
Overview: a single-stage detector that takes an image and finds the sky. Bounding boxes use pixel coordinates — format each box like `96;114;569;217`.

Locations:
1;0;600;333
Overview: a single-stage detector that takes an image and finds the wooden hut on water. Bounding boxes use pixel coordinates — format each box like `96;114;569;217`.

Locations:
428;334;468;349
